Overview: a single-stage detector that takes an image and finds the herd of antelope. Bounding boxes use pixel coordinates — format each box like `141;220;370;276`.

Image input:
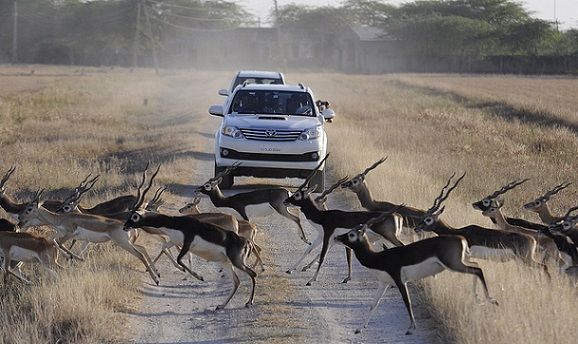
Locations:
2;153;578;336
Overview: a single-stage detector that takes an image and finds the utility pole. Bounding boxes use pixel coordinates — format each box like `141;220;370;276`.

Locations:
143;1;159;75
132;1;142;69
12;0;18;63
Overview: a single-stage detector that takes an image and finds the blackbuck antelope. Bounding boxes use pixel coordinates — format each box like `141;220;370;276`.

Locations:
547;206;578;246
414;173;550;276
472;180;575;269
195;163;308;244
0;230;61;284
55;173;137;216
340;157;427;229
17;190;161;285
335;209;498;335
0;166;66;222
523;182;571;224
284;176;404;286
546;207;578;283
123;170;257;310
179;197;264;272
471;178;544;231
480;199;567;268
0;218;36;283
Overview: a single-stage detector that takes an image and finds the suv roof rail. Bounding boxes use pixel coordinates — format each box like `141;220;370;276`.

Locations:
298;82;305;89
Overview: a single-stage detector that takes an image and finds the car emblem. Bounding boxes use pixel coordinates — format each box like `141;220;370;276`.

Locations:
265;129;277;137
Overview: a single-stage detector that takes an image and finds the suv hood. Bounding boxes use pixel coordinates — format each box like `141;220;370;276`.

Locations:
223;114;322;129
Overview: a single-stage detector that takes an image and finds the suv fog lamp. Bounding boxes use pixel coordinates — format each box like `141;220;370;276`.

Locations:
311;152;319;160
221;149;230;157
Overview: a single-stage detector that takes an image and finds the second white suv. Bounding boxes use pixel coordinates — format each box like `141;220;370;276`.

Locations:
209;82;335;190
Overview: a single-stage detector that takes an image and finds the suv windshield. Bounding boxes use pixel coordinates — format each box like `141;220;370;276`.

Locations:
229;90;314;116
233;77;283;90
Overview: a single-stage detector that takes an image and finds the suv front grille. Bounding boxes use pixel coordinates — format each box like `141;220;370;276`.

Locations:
240;128;302;141
220;148;320;162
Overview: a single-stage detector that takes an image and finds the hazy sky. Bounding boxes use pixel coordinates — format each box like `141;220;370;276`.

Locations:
240;0;577;31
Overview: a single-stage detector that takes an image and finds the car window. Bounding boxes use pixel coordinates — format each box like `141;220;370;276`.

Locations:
230;90;314;116
232;77;283;91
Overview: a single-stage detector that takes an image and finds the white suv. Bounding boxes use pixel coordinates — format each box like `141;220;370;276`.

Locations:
209;82;335;190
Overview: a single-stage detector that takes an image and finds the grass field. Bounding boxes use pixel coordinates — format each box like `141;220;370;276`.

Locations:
1;65;578;343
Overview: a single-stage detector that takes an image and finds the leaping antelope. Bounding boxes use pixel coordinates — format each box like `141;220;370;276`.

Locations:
17;174;162;286
195;162;308;245
179;197;264;272
283;160;404;286
123;168;257;310
335;207;498;335
0;229;61;284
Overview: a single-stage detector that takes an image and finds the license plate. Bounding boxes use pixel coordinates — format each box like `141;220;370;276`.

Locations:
259;145;282;153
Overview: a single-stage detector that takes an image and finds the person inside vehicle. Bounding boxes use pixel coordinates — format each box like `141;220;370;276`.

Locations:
235;93;259;113
287;94;312;115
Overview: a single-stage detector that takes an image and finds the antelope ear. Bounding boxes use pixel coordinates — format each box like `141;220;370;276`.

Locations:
438;205;446;215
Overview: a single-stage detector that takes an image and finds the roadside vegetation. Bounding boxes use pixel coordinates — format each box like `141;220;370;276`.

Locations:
1;65;578;343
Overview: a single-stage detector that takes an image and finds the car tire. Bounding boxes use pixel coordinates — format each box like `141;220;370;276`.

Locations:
214;163;234;189
310;168;325;193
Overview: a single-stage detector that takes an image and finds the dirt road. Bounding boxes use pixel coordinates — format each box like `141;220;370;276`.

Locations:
121;203;439;344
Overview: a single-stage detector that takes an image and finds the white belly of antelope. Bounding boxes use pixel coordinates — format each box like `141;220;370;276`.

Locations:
470;245;515;262
188;236;229;263
399;257;446;282
7;247;42;263
244;203;275;218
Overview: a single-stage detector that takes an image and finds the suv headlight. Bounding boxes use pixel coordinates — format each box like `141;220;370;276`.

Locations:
222;125;243;139
299;126;322;141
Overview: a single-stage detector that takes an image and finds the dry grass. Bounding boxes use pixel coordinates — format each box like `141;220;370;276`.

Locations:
1;65;578;343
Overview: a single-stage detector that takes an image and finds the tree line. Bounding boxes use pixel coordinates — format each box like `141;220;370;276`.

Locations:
0;0;576;72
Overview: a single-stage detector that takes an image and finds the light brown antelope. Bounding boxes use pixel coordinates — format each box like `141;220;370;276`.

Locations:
0;230;61;284
523;182;571;225
335;208;498;335
340;157;427;229
17;185;162;286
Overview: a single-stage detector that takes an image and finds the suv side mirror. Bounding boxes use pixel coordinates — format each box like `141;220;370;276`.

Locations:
218;89;229;96
209;105;224;117
322;108;335;121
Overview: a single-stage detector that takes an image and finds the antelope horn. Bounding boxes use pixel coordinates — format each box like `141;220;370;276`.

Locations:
486;178;529;199
430;172;467;214
147;186;168;210
361;203;406;229
315;176;348;202
561;205;578;220
296;152;330;192
358;157;387;178
543;182;571;200
134;162;158;211
209;161;241;183
0;166;16;190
